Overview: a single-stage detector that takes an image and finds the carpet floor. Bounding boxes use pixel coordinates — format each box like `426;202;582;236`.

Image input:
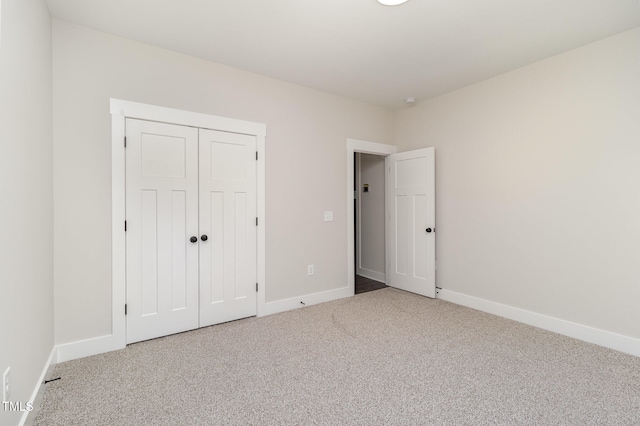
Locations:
33;288;640;425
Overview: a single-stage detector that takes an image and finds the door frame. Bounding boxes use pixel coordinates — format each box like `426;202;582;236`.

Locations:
111;98;266;351
346;139;396;295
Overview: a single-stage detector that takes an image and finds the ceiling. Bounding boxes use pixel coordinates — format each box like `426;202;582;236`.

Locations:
46;0;640;109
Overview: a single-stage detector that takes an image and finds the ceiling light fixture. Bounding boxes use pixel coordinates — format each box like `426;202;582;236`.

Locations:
377;0;409;6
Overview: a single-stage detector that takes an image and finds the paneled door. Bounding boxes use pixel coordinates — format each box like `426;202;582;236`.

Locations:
125;119;200;343
385;147;436;298
126;119;257;344
198;129;257;327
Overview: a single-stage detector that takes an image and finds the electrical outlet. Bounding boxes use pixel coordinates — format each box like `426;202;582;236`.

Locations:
3;367;10;402
307;265;314;275
324;211;333;222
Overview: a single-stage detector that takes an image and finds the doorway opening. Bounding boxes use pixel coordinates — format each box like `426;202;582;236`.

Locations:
346;139;396;296
354;152;388;294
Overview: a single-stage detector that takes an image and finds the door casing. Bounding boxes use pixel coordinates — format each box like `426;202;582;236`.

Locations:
111;99;266;351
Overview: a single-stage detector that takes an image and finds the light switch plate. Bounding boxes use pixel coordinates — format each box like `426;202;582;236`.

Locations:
324;211;333;222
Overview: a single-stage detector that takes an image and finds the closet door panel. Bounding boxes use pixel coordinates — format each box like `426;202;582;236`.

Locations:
125;119;199;344
199;129;257;326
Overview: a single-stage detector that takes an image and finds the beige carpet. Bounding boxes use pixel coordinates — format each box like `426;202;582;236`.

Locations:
33;288;640;425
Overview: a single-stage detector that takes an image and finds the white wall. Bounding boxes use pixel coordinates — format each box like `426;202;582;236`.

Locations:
0;0;53;424
356;153;386;281
395;28;640;339
52;20;394;345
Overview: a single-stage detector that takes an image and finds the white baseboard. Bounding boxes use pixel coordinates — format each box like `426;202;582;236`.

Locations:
56;334;125;364
356;268;386;283
56;286;353;363
20;346;57;426
437;288;640;357
261;286;353;317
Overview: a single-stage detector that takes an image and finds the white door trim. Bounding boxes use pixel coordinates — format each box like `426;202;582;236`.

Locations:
347;139;396;295
57;99;267;362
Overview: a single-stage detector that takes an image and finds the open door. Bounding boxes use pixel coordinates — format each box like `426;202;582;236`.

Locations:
386;147;435;298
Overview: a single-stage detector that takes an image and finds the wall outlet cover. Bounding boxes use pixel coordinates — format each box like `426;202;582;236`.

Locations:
3;367;10;402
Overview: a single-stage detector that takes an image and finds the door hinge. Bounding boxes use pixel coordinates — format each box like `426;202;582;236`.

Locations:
125;304;128;315
256;151;258;160
124;221;127;232
124;137;127;148
256;217;258;226
256;283;258;292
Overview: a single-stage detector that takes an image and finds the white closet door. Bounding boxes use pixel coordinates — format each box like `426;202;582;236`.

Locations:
386;147;436;298
199;129;257;326
126;119;199;343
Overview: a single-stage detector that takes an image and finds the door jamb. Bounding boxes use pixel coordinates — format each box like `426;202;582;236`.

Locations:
347;139;396;295
110;98;266;354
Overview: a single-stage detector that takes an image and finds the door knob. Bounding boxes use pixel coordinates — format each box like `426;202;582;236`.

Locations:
426;228;432;233
201;235;208;242
190;236;198;243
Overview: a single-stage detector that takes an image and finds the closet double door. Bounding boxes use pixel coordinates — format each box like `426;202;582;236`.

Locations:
125;118;257;343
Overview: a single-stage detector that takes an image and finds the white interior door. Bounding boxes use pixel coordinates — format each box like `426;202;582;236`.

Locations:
198;129;257;327
126;119;200;343
386;147;435;298
126;121;258;342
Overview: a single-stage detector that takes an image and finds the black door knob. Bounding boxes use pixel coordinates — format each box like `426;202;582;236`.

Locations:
426;228;432;233
201;235;208;242
190;236;197;243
